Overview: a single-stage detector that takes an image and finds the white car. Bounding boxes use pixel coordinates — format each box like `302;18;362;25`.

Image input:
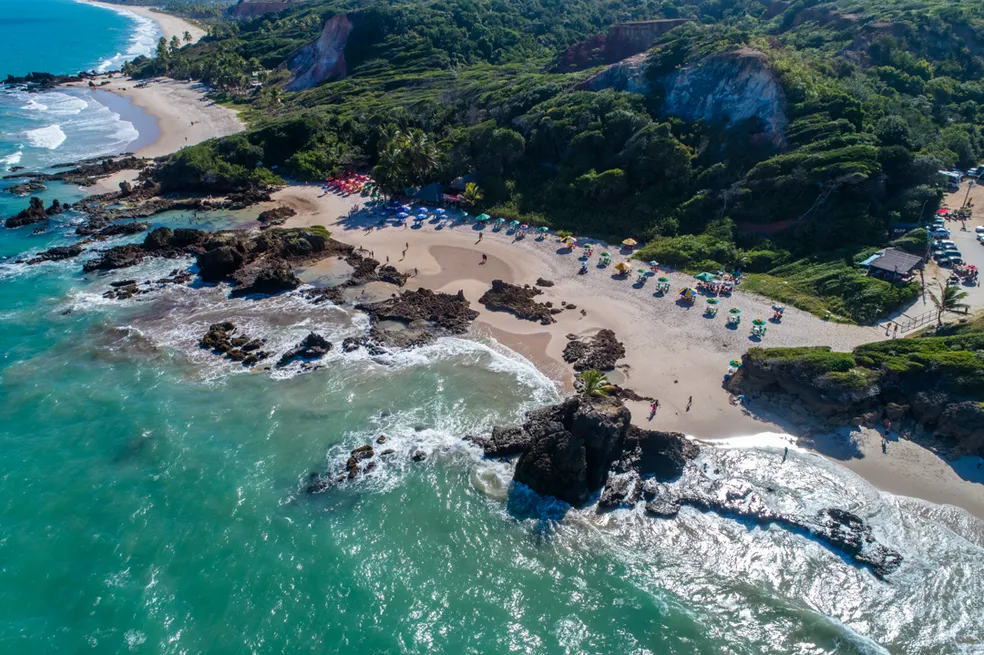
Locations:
933;229;951;238
976;226;984;234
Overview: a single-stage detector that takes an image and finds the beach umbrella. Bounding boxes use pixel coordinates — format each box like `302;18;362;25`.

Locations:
520;224;529;230
462;212;469;218
396;212;410;218
538;226;549;233
772;304;785;311
509;219;520;227
657;276;669;282
752;318;766;326
496;218;506;224
637;269;647;275
707;298;719;304
400;204;411;211
729;359;742;367
648;261;658;267
622;238;638;247
434;208;446;215
729;307;741;314
476;214;490;222
614;262;631;274
695;272;718;283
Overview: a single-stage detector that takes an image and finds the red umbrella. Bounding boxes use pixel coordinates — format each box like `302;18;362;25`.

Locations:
937;208;947;214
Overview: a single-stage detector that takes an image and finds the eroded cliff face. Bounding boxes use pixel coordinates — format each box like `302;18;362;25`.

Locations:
560;19;689;72
576;53;651;94
285;14;353;91
227;0;294;20
660;48;787;147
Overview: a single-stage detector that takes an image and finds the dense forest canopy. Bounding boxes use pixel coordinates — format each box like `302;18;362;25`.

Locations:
131;0;984;322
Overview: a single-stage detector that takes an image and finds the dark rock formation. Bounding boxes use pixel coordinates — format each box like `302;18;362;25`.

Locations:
277;332;332;367
5;197;48;228
286;14;353;91
641;477;902;579
46;199;64;216
82;228;211;273
356;288;479;348
82;244;146;272
935;402;984;453
5;181;46;196
197;245;245;282
199;322;269;366
230;258;301;296
96;221;150;238
535;278;555;287
25;244;83;265
479;279;555;325
484;395;901;578
562;330;626;371
257;205;296;228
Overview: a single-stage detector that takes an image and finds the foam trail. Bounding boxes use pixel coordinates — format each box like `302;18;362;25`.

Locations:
24;124;67;150
78;1;162;73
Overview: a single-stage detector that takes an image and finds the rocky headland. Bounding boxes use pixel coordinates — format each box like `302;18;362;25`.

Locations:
473;395;903;579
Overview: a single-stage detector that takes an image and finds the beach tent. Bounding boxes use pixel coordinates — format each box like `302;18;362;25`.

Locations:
695;272;718;283
412;183;443;204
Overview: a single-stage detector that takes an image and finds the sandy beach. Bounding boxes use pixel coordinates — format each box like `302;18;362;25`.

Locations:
63;76;244;159
271;184;984;519
83;1;207;45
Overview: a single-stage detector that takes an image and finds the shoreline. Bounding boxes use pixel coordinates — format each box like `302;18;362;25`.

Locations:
269;184;984;519
81;1;206;45
63;76;244;159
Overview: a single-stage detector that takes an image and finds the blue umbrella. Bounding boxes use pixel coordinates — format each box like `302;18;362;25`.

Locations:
434;208;446;215
396;212;410;219
418;207;430;214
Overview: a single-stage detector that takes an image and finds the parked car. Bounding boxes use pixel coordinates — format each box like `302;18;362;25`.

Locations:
976;225;984;234
933;228;951;238
949;253;964;264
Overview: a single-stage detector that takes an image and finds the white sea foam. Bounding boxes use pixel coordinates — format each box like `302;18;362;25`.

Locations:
0;148;23;171
24;124;67;150
21;98;48;112
82;2;162;73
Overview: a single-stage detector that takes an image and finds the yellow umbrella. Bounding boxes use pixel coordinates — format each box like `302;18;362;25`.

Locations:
622;238;638;247
614;262;631;274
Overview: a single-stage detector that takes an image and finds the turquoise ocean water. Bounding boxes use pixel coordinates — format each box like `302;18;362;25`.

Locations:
2;4;984;653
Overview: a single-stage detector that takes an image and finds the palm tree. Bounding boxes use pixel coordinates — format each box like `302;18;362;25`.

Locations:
169;35;181;53
183;30;193;43
463;182;483;207
929;282;969;326
579;369;615;398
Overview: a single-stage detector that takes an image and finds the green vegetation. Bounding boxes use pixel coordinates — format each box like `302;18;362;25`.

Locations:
579;369;615;397
929;282;970;326
129;0;984;322
749;318;984;396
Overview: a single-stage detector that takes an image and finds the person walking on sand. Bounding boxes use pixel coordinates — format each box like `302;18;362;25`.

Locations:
481;254;488;265
893;323;899;338
477;232;483;243
385;255;389;264
781;446;788;464
686;396;693;412
649;400;658;420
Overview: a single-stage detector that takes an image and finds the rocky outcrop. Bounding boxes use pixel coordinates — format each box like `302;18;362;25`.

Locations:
934;402;984;453
277;332;332;367
197;245;245;282
562;330;626;371
641;477;902;579
25;244;83;265
483;396;901;578
285;14;353;91
559;19;690;72
199;322;269;366
5;197;49;228
257;205;296;228
479;279;556;325
576;52;651;94
82;228;211;273
230;258;301;296
5;181;46;196
659;48;787;147
356;288;479;348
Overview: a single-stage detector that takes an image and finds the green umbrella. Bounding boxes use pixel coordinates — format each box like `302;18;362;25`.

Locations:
509;219;520;226
752;318;766;326
496;217;506;223
706;298;719;304
637;269;646;275
601;251;611;257
538;226;549;233
476;214;490;222
729;307;741;314
730;359;742;367
695;272;718;283
657;276;669;282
